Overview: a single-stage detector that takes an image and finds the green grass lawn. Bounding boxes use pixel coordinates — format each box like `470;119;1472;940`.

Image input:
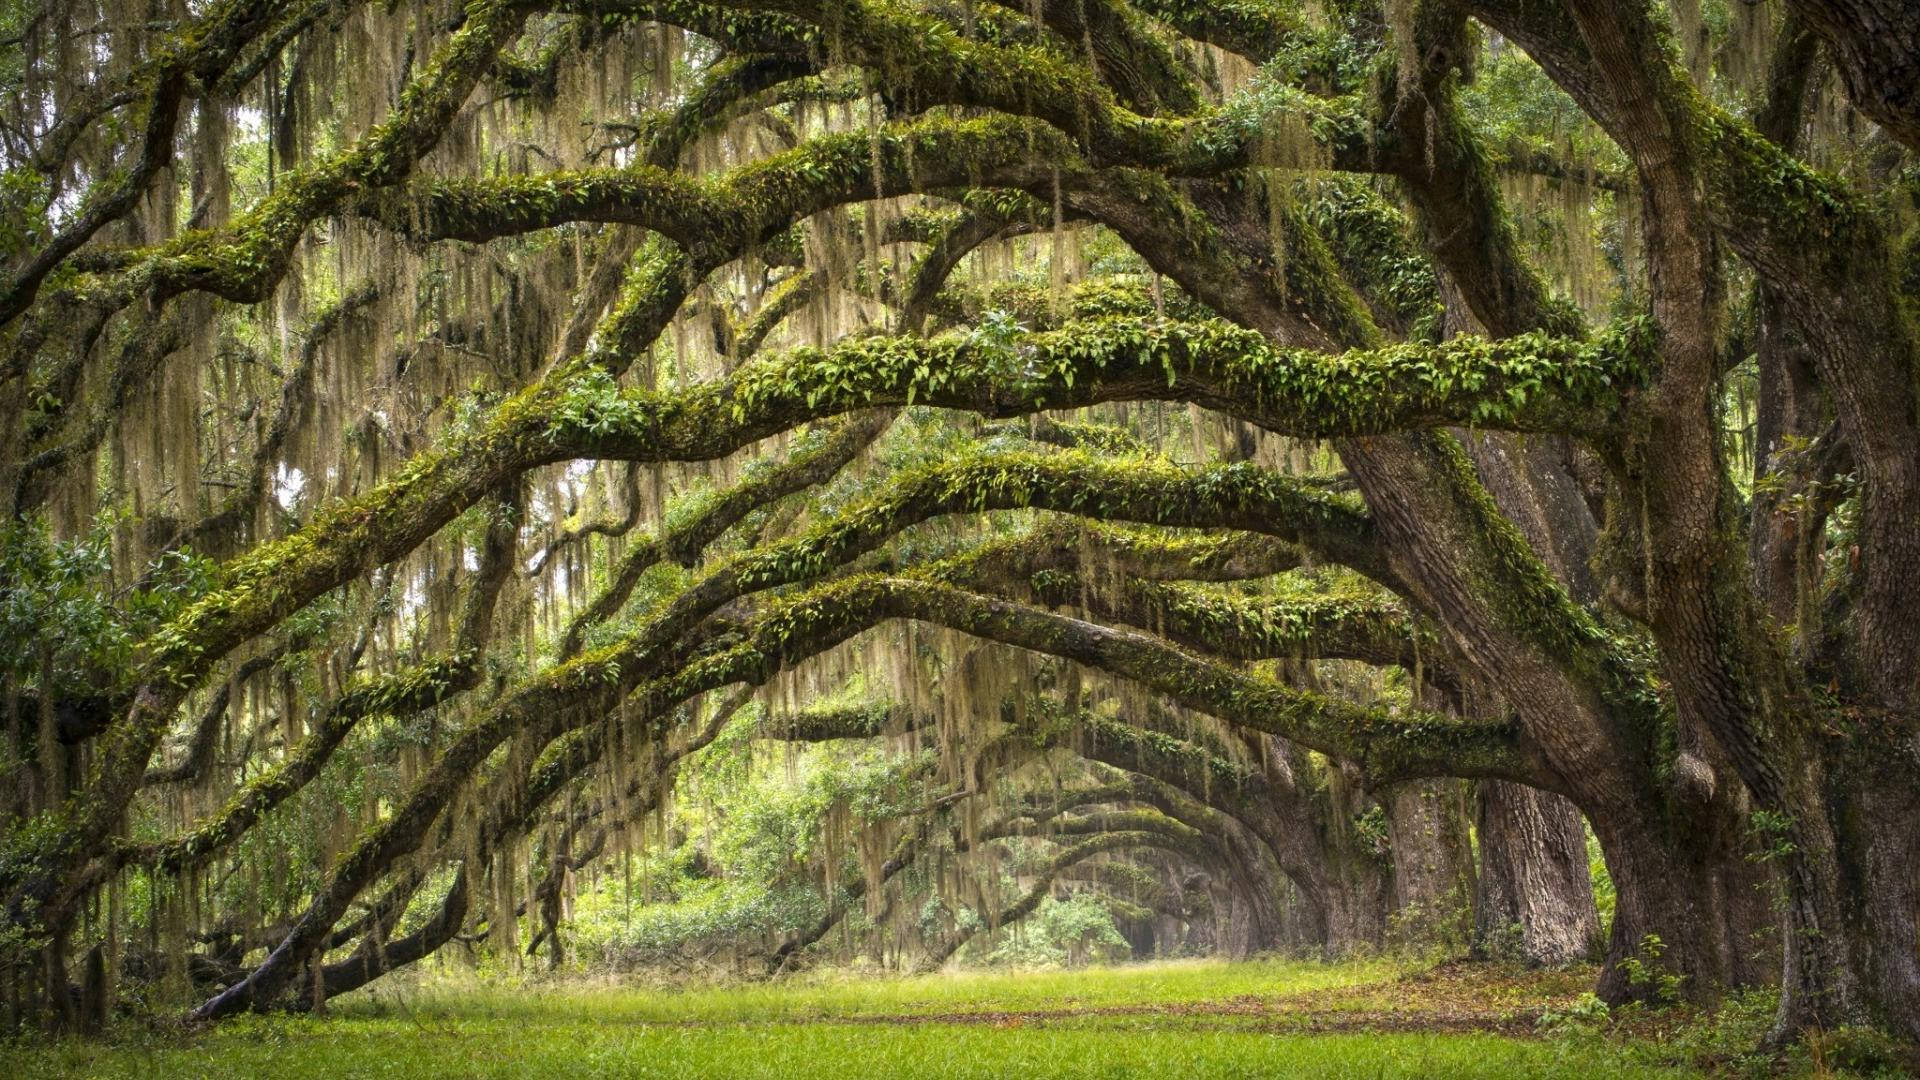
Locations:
0;959;1852;1078
335;954;1411;1024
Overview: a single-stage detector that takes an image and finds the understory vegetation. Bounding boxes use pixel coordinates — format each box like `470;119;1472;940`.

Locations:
2;0;1918;1071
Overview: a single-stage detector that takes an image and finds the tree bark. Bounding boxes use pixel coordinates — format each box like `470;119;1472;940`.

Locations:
1473;781;1599;967
1785;0;1920;152
1385;780;1475;950
1847;775;1920;1041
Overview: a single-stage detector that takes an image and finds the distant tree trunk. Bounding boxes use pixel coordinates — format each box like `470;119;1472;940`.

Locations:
1321;849;1390;954
78;944;107;1035
1213;888;1261;960
1114;910;1156;959
1385;780;1475;950
1214;854;1289;959
1472;781;1599;966
42;930;73;1032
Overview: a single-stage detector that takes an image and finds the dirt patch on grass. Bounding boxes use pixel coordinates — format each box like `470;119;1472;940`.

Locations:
816;962;1596;1038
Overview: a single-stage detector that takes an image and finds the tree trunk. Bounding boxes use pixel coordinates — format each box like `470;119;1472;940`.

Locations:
1216;852;1290;959
42;929;73;1033
1460;432;1599;605
1386;779;1475;951
1851;776;1920;1042
1213;887;1262;961
1748;288;1826;630
78;944;107;1035
1321;849;1390;955
1780;765;1920;1044
1473;780;1600;966
1585;799;1775;1006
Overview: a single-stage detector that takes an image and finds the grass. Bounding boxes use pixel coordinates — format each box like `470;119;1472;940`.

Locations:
2;959;1898;1078
12;1020;1689;1079
329;954;1412;1024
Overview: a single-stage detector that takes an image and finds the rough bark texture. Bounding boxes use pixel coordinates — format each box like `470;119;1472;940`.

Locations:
1473;781;1599;967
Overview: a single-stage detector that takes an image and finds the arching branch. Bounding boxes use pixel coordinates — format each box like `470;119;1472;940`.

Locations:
922;829;1186;966
61;0;532;316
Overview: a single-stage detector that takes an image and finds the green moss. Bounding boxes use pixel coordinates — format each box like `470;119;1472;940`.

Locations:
1118;578;1427;657
691;314;1649;439
1303;179;1447;343
1420;437;1665;764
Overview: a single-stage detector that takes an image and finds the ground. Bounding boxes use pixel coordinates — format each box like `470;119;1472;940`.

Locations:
3;959;1898;1077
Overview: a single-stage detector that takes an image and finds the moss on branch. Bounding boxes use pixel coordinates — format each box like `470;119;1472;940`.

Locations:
638;574;1535;786
136;310;1640;717
1048;576;1445;678
575;314;1649;461
1126;0;1312;64
99;0;533;307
